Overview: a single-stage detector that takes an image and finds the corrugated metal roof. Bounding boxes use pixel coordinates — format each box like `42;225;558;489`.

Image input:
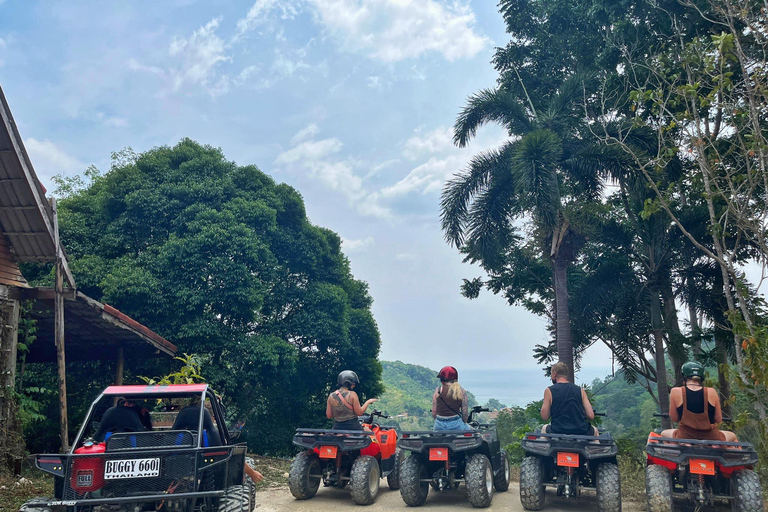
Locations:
0;85;74;286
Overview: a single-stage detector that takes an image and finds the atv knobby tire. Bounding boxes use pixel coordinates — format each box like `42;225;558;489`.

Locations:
350;455;380;505
519;456;545;510
400;455;430;507
217;485;250;512
465;454;494;508
19;498;52;512
596;462;621;512
387;448;404;490
732;469;764;512
493;449;511;492
289;451;322;500
645;464;673;512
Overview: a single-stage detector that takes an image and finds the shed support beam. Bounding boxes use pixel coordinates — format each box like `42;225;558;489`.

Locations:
53;199;69;452
116;347;124;385
0;283;23;472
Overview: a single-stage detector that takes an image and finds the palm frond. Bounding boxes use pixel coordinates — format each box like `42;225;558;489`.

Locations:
511;129;563;228
440;141;517;247
454;88;531;148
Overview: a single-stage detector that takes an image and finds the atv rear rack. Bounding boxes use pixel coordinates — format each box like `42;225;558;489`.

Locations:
398;430;483;453
646;437;758;467
521;432;618;459
293;428;374;452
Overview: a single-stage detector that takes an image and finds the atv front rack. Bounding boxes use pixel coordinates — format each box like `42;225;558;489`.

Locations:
521;432;618;459
293;428;374;452
646;437;759;467
398;430;483;453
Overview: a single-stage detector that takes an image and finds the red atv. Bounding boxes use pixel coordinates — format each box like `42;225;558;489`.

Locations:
289;410;402;505
645;426;763;512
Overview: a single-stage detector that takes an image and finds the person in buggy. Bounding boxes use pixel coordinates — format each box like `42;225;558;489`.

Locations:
661;361;738;442
431;366;471;431
540;361;598;436
326;370;378;431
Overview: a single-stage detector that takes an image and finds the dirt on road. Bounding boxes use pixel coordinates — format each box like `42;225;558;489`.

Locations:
255;482;646;512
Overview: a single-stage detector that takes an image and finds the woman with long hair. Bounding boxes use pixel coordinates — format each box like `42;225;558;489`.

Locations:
432;366;471;431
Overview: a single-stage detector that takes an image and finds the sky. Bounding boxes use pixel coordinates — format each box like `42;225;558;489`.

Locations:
0;0;614;381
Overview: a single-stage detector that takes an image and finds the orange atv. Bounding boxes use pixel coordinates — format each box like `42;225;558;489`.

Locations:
289;410;403;505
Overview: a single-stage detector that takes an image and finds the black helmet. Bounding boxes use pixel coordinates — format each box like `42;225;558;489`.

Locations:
338;370;360;388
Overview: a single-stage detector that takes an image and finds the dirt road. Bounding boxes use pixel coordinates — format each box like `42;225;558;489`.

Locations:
256;483;645;512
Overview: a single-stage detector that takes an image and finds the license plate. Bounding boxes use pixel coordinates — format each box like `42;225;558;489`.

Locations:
690;458;715;475
318;446;338;459
429;447;449;461
105;458;161;479
557;452;579;467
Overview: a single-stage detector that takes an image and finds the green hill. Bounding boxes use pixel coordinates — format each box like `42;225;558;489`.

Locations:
377;361;477;430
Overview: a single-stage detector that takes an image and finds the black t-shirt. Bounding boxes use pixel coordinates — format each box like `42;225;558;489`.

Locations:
549;383;592;435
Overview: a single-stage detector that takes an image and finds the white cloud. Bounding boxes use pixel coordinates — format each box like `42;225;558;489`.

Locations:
342;236;374;251
367;76;382;90
291;123;320;145
306;0;488;62
25;138;84;181
402;126;454;160
395;253;416;261
235;0;301;38
168;17;231;93
276;126;391;218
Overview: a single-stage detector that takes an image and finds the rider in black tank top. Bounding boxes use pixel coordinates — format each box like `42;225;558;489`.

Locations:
548;382;592;435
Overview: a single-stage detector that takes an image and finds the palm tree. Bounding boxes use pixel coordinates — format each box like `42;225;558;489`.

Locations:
441;75;606;375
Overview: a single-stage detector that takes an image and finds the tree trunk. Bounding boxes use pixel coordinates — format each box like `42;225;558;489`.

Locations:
688;271;702;356
552;252;574;377
0;284;24;473
660;276;685;384
651;292;672;429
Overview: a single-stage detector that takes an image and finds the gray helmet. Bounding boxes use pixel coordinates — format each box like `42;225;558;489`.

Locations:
337;370;360;388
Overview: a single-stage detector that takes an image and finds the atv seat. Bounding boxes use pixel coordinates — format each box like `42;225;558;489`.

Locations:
94;405;147;442
172;406;221;447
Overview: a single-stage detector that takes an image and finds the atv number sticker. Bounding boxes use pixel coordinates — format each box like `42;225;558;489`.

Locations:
556;452;579;467
429;448;449;461
689;458;715;476
318;446;338;459
104;458;161;479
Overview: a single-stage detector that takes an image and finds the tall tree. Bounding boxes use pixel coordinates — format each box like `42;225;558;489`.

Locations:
46;139;383;454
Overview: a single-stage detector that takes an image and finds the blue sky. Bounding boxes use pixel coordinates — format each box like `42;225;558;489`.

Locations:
0;0;612;380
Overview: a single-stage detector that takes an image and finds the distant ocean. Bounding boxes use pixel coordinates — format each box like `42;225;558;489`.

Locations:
460;366;614;407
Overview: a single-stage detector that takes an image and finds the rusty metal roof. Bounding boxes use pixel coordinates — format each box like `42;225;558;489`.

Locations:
0;85;74;286
20;288;177;363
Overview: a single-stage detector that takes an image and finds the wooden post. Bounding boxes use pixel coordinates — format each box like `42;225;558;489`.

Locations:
52;199;69;452
0;284;23;471
116;347;124;385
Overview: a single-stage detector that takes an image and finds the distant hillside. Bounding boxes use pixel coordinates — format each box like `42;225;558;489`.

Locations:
377;361;477;430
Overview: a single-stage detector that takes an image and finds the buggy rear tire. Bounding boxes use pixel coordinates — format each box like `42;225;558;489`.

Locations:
493;449;511;492
217;485;250;512
645;464;673;512
350;455;380;505
400;455;430;507
289;451;322;500
19;498;52;512
465;453;494;508
596;462;621;512
387;448;404;490
519;456;545;510
732;469;764;512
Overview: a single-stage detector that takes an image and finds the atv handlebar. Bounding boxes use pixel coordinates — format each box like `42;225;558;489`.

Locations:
654;413;670;418
593;412;606;417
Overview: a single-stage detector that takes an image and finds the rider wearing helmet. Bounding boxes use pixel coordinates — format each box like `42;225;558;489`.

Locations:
662;361;738;442
432;366;471;431
326;370;378;431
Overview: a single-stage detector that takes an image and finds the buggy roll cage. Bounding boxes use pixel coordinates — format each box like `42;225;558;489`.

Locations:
71;384;231;452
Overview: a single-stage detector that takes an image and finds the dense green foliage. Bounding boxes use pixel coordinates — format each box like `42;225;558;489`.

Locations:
22;140;383;455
